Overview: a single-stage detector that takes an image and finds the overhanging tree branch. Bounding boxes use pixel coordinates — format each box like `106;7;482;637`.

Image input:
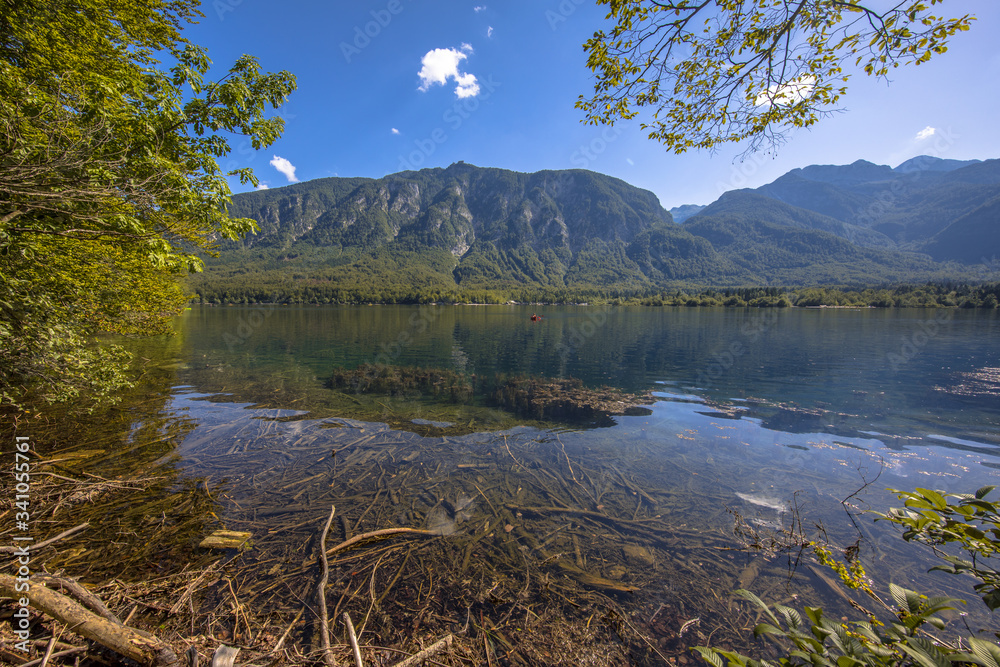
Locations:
577;0;975;155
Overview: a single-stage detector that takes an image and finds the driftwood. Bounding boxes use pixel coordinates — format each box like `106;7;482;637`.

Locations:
343;612;363;667
325;527;437;557
0;523;89;554
17;647;86;667
211;645;240;667
317;505;338;667
36;574;121;625
392;635;454;667
0;574;180;667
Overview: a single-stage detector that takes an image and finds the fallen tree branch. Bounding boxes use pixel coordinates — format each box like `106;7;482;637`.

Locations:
343;612;363;667
0;575;180;667
317;505;337;667
0;523;89;554
391;634;454;667
325;528;437;558
37;574;121;625
17;647;86;667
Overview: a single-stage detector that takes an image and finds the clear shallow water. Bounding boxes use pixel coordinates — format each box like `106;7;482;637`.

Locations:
165;312;998;536
162;305;1000;524
101;305;1000;655
176;304;999;450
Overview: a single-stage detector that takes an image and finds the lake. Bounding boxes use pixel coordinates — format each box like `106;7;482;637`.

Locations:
30;305;1000;664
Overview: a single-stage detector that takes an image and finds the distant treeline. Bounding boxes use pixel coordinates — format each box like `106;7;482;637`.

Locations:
189;281;1000;308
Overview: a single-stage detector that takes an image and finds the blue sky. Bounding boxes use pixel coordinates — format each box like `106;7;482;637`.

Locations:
188;0;1000;209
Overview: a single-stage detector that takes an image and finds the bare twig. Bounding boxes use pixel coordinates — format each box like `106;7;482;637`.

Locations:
391;635;454;667
343;612;363;667
0;522;89;554
38;634;57;667
17;647;86;667
169;560;222;615
326;528;437;557
272;607;305;654
317;505;338;667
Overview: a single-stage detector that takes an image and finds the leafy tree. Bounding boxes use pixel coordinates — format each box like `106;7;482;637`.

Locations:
578;1;974;154
0;0;295;409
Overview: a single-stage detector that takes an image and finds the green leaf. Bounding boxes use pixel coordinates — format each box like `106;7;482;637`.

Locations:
975;485;996;500
692;647;727;667
775;604;803;630
968;637;1000;667
889;583;909;610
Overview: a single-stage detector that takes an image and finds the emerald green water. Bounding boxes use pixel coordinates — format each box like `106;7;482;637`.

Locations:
37;304;1000;658
175;304;998;447
162;305;1000;570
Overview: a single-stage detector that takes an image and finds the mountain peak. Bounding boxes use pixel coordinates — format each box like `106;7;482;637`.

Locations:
893;155;982;173
793;159;895;184
668;204;706;224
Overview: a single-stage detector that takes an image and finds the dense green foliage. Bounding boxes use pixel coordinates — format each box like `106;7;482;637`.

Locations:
882;487;1000;611
695;487;1000;667
578;1;974;154
0;0;294;409
191;274;1000;310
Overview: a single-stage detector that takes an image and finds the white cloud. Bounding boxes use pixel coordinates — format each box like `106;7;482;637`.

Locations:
270;155;299;183
754;75;815;108
474;5;486;12
916;126;936;141
417;46;480;98
256;182;269;190
487;26;493;38
391;127;400;135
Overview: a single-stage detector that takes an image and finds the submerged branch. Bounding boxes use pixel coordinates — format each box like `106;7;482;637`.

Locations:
0;574;180;667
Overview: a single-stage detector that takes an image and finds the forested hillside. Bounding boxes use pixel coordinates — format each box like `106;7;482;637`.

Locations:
192;161;990;304
715;156;1000;260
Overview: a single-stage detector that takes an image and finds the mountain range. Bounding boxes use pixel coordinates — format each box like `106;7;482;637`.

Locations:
194;157;998;302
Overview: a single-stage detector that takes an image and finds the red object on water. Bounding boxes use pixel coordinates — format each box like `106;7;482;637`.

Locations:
530;313;541;322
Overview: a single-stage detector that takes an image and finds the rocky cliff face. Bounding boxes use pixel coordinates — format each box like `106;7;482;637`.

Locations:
208;160;978;291
225;162;675;258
